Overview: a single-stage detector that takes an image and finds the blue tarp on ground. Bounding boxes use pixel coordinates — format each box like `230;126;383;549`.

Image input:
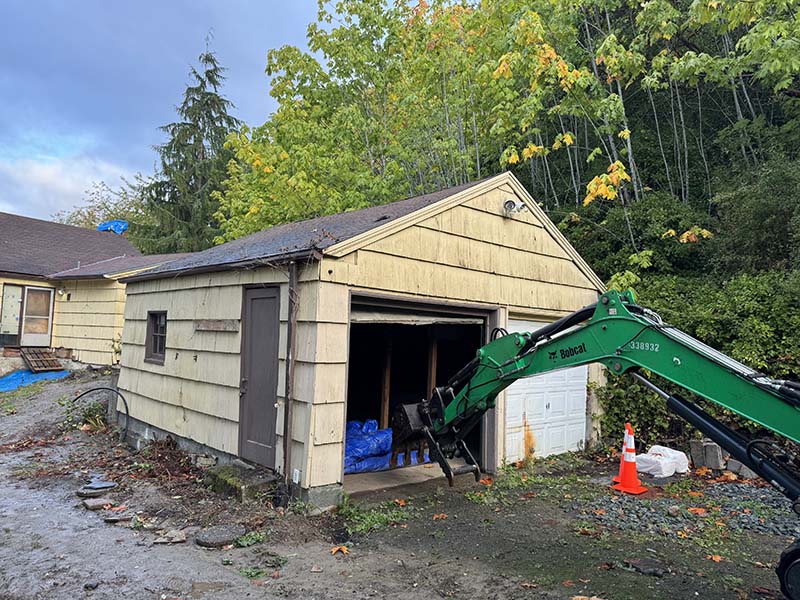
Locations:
0;369;70;393
344;419;431;474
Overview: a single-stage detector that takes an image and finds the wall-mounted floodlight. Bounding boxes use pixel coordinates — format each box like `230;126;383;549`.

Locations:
502;198;525;217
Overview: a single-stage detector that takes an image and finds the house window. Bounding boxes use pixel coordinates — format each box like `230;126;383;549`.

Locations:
145;311;167;364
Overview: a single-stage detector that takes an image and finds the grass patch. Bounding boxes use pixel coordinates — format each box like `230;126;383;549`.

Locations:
465;461;601;506
235;531;266;547
57;393;106;431
239;566;270;579
0;381;46;416
337;495;411;535
663;477;704;498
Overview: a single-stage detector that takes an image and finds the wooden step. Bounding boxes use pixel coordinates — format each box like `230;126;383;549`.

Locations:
20;348;63;373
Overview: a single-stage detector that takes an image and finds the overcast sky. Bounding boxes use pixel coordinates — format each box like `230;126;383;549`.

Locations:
0;0;317;220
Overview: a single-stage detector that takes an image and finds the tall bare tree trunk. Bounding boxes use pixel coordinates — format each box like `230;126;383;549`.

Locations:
647;86;674;198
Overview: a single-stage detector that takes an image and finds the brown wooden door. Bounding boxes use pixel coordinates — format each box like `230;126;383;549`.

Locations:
239;287;280;466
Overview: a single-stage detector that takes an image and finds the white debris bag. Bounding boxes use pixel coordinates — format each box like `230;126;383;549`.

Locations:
636;445;690;477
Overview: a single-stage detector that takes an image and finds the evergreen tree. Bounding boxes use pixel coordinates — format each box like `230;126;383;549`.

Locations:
139;47;240;253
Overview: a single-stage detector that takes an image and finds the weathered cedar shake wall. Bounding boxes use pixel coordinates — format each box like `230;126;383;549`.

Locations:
116;264;335;490
51;279;126;364
314;182;602;479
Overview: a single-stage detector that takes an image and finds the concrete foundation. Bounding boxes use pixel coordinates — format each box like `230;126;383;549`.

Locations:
119;412;343;509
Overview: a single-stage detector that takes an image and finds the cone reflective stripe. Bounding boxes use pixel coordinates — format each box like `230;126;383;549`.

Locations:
611;422;647;495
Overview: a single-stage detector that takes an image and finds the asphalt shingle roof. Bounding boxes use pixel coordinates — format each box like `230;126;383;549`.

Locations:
127;180;484;281
48;253;193;279
0;212;141;278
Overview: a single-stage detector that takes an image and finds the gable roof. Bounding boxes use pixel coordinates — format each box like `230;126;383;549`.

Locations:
124;173;604;292
124;179;485;281
0;212;141;278
48;253;193;280
325;172;605;291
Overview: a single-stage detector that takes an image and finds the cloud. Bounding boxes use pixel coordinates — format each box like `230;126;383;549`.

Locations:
0;155;134;220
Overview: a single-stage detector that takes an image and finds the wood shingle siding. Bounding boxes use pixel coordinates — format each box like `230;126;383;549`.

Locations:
118;263;324;487
116;173;604;497
51;279;127;365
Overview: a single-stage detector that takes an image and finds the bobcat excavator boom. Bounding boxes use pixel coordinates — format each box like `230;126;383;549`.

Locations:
391;290;800;598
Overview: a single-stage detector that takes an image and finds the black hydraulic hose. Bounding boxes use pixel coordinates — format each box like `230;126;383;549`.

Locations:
72;387;129;443
518;302;597;354
633;373;800;507
447;356;480;389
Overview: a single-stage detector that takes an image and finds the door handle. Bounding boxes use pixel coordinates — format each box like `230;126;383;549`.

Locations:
239;378;248;397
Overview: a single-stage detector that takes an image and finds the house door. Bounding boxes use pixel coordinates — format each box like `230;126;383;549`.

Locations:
0;284;23;346
20;287;54;347
238;287;280;467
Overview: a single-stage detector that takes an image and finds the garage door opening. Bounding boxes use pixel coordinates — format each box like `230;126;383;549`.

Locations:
344;307;485;493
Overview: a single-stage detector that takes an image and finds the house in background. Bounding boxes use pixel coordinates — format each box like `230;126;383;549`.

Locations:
0;211;186;367
116;172;605;506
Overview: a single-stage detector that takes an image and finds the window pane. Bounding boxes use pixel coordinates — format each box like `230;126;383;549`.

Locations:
25;289;51;317
23;316;49;334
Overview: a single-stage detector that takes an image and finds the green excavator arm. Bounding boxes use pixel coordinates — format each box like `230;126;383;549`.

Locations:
391;289;800;597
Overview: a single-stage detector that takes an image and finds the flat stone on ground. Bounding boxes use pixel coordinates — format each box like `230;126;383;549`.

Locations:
154;529;187;544
77;487;107;498
195;524;246;548
82;497;114;510
84;480;117;491
624;557;668;577
104;513;134;523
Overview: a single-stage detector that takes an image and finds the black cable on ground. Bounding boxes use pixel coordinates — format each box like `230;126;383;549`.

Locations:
71;387;129;442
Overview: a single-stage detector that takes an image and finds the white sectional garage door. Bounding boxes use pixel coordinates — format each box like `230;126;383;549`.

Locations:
504;319;589;461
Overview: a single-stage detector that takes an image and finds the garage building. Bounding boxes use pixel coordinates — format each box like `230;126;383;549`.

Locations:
116;172;605;506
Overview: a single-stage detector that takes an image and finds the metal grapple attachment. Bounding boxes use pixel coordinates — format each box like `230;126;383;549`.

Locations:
391;397;480;487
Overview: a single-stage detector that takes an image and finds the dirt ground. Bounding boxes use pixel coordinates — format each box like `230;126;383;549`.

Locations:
0;373;795;599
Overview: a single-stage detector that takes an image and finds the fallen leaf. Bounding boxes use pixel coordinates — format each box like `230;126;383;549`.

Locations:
331;545;350;556
592;508;606;516
688;507;707;516
695;466;712;476
706;554;723;563
109;505;128;513
271;571;281;579
751;585;780;598
393;498;407;507
676;530;689;539
562;579;575;587
716;471;738;482
432;513;448;520
687;490;704;498
520;581;538;589
479;477;494;486
598;562;614;570
754;561;768;569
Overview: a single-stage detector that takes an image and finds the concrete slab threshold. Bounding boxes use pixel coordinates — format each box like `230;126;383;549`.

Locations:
343;459;467;497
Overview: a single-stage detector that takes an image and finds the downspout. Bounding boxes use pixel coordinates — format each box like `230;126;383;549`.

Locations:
282;260;299;494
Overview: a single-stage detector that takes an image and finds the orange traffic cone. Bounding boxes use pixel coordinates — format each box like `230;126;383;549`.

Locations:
611;422;647;495
612;423;633;484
